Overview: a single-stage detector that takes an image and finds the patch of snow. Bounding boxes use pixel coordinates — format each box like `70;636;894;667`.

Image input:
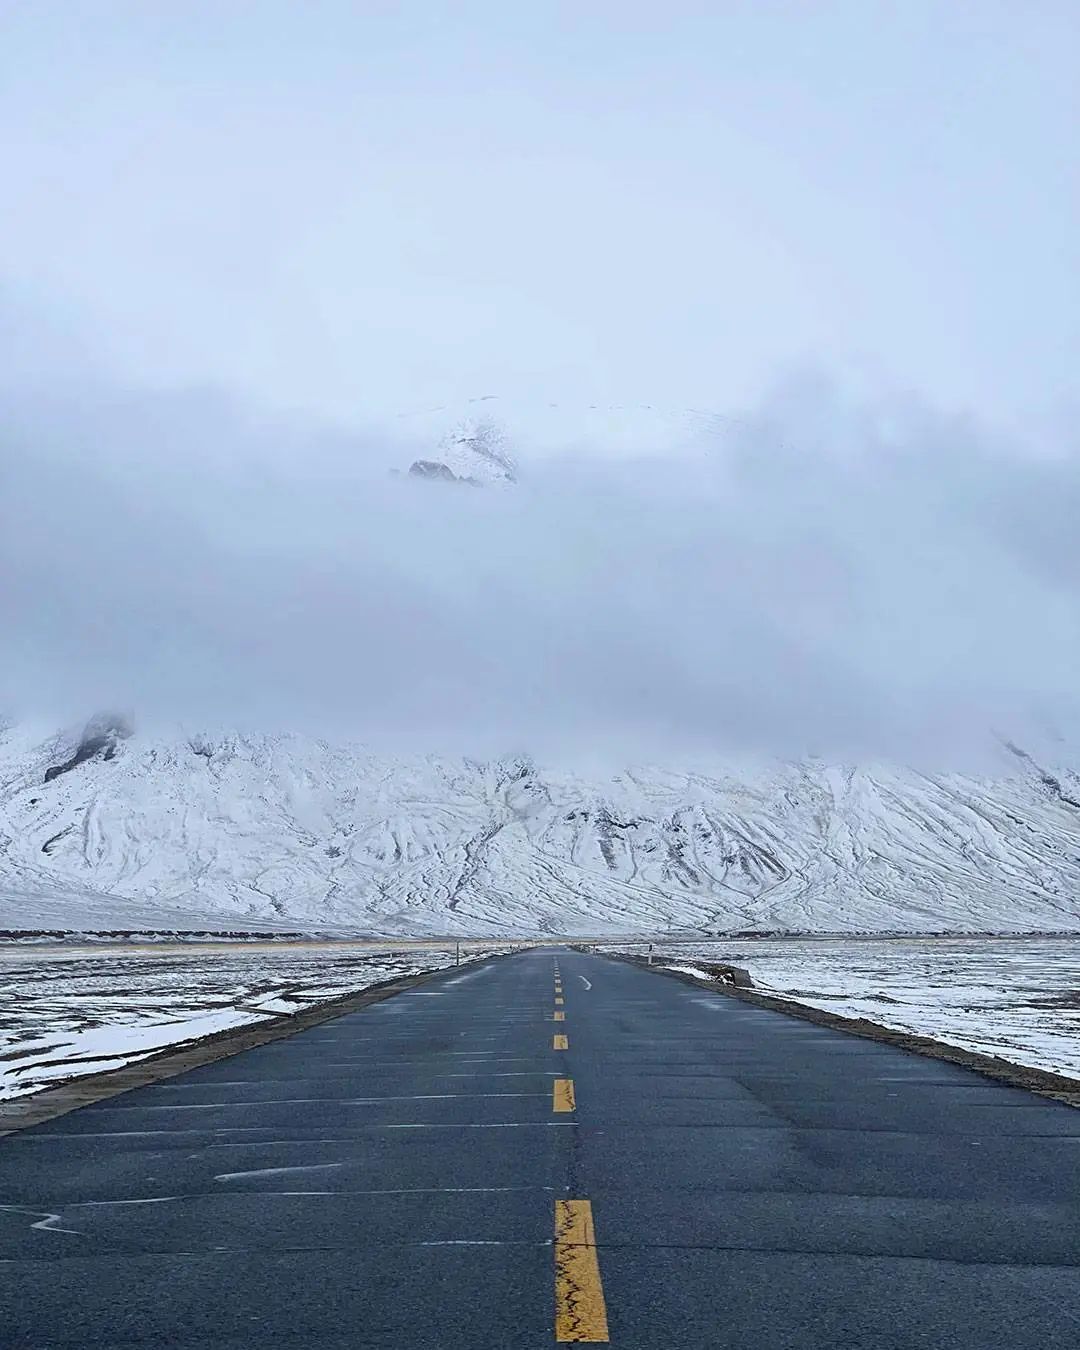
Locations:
0;945;487;1099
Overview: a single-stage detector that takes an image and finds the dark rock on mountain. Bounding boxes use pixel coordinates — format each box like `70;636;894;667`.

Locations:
44;713;133;783
409;459;461;483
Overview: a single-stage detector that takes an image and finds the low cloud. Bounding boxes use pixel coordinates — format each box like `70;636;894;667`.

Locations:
3;316;1078;766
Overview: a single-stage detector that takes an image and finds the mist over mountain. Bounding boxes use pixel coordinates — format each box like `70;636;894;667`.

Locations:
4;351;1080;939
4;331;1079;767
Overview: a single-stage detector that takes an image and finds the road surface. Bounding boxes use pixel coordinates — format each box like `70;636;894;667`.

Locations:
1;948;1078;1346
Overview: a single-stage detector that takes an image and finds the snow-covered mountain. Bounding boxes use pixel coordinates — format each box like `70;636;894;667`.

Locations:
406;417;518;486
2;719;1079;936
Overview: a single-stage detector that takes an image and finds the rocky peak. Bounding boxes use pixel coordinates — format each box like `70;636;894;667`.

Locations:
44;712;133;783
406;417;517;487
408;459;463;484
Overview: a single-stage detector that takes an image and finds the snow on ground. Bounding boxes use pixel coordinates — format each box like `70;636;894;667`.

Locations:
2;722;1080;937
602;937;1080;1080
0;944;496;1100
656;963;716;980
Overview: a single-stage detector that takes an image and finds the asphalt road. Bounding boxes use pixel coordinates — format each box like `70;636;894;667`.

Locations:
1;948;1078;1347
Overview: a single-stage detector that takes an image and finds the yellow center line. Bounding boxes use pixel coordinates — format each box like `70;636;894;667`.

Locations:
553;1078;575;1112
553;1033;568;1049
555;996;564;1005
555;1200;609;1342
553;1010;565;1021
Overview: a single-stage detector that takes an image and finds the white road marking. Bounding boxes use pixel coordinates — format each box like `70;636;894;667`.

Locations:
262;1189;555;1200
386;1122;579;1129
441;1071;563;1078
578;975;592;990
214;1163;344;1181
416;1239;539;1247
0;1206;80;1235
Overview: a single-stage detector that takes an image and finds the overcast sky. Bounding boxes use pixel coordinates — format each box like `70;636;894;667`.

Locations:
2;4;1079;763
3;2;1078;430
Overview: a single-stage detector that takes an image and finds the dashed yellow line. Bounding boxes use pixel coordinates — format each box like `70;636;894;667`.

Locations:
553;1078;576;1112
555;1200;609;1341
553;1010;565;1022
553;1034;568;1050
555;996;564;1005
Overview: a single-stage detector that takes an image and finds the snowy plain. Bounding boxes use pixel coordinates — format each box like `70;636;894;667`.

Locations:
0;944;494;1100
603;937;1080;1080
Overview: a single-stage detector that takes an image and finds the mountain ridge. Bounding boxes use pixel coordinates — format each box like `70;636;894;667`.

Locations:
2;720;1078;936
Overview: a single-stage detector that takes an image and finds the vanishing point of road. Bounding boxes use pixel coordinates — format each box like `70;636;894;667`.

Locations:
2;948;1078;1347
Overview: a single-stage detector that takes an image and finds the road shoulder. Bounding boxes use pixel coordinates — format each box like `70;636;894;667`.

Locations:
0;957;502;1136
589;950;1080;1108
